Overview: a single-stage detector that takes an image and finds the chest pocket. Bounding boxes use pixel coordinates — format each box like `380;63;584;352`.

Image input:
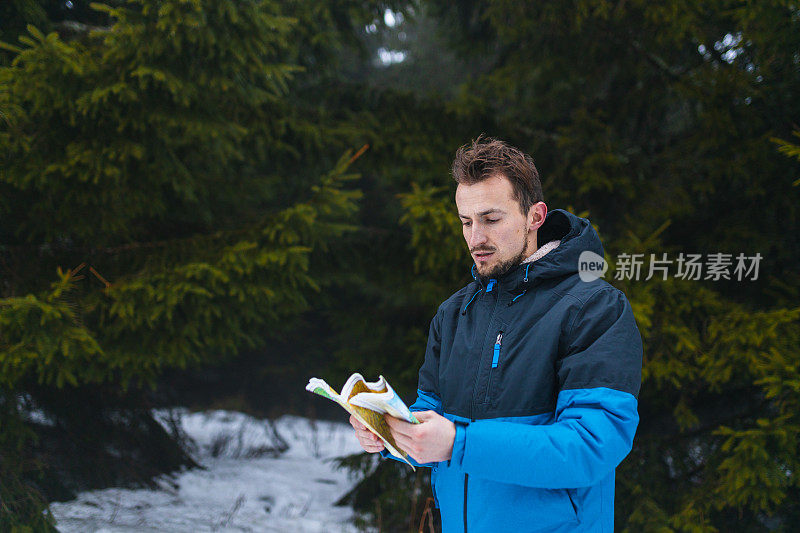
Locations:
481;327;506;405
481;325;560;413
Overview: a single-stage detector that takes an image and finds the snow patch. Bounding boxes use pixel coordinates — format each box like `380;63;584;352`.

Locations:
49;409;370;532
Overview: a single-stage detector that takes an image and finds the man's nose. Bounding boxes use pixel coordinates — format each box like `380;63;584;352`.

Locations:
467;224;488;249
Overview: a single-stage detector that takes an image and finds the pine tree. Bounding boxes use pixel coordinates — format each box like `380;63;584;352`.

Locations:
0;0;364;525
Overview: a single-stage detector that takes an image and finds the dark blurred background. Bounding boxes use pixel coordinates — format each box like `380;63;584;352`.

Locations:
1;0;799;531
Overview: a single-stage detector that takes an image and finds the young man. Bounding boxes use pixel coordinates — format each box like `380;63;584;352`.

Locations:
350;137;643;532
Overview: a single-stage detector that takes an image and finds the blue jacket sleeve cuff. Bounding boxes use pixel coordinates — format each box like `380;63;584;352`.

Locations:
449;420;468;467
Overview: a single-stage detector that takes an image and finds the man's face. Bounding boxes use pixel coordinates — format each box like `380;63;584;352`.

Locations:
456;174;538;282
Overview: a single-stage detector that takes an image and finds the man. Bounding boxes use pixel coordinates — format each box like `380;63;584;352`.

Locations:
350;136;642;532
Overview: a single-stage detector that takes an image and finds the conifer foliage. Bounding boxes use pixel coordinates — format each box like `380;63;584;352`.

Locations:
0;0;361;527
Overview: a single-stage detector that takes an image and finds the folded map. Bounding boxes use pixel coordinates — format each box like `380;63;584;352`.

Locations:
305;373;419;469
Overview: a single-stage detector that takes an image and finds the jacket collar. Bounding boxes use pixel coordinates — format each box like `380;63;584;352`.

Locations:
468;208;602;294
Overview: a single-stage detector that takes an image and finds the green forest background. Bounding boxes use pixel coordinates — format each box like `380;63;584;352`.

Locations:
1;0;799;531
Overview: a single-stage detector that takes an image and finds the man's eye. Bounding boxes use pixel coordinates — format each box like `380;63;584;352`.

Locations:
486;219;499;223
462;221;471;227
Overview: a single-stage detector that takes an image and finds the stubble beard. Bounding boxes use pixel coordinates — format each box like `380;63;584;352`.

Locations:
476;233;531;286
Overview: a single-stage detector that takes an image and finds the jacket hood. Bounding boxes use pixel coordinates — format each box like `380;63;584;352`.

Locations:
471;209;604;293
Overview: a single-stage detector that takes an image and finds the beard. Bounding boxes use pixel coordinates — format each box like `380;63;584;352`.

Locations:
475;234;530;285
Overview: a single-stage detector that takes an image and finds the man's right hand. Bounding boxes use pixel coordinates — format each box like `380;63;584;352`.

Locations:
349;415;385;453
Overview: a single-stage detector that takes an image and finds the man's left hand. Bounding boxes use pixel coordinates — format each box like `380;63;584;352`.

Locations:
385;410;455;464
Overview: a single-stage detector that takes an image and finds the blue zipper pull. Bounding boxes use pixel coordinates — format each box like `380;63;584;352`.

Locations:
491;333;503;368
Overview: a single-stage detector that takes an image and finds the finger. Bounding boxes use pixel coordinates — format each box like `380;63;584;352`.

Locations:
364;443;384;453
355;426;377;438
390;431;416;456
385;415;415;438
361;431;384;448
349;415;366;431
413;410;436;422
356;429;379;443
360;436;380;448
392;429;422;460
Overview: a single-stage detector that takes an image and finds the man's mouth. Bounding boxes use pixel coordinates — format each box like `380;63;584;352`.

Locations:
474;251;495;261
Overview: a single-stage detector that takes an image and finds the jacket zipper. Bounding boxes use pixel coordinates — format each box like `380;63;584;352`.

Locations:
463;417;474;533
467;280;500;533
463;472;469;533
483;332;503;403
492;332;503;368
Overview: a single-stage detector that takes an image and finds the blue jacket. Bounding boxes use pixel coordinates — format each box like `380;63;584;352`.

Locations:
382;209;643;532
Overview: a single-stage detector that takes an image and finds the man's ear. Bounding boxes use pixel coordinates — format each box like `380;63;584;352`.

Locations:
528;202;547;232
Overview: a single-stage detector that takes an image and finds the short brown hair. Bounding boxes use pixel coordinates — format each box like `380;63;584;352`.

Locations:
451;135;544;215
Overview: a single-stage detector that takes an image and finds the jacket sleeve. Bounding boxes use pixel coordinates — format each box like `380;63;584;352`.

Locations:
449;287;643;488
380;309;443;468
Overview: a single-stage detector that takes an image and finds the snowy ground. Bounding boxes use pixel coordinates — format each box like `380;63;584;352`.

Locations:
49;409;372;532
